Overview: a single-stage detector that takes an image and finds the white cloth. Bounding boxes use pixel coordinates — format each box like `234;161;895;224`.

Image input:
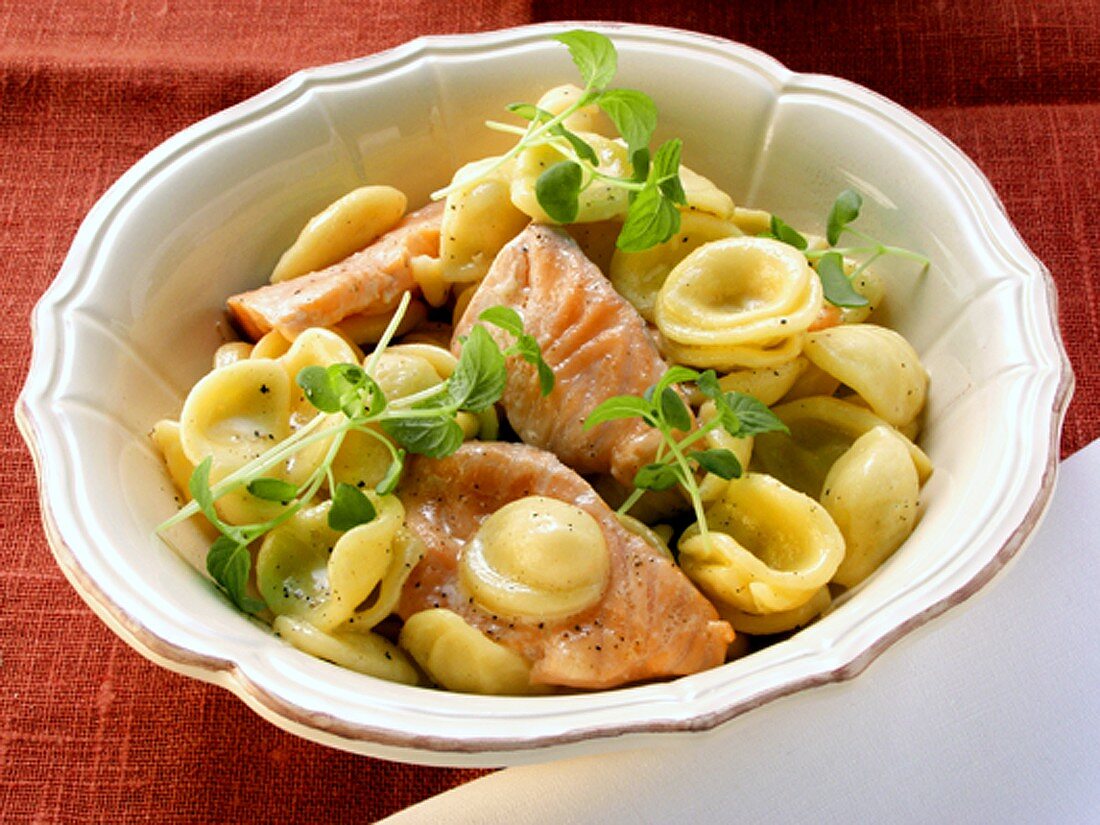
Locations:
385;440;1100;824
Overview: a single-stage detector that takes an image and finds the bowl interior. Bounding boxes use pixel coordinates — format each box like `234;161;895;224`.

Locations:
26;24;1066;763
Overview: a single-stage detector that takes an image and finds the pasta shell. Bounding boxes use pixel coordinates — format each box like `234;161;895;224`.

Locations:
536;84;614;134
440;167;530;284
715;585;831;635
270;185;407;283
273;615;420;685
399;608;549;695
802;324;928;427
610;211;741;322
678;473;845;614
753;396;932;499
823;427;921;588
458;496;611;621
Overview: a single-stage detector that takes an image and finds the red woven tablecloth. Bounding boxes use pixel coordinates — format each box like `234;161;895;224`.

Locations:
2;2;1097;822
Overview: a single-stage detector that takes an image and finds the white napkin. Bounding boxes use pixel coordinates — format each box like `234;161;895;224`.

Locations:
385;440;1100;824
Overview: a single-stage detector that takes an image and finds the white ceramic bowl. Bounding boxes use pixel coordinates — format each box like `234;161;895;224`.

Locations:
18;22;1072;766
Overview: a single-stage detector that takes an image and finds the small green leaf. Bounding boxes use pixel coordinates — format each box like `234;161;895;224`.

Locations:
651;139;686;205
817;251;870;308
554;124;599;165
375;449;405;496
616;184;681;252
536;359;555;397
769;215;807;251
478;305;525;337
826;189;863;246
247;477;298;503
695;369;722;401
691;448;743;480
506;102;540;121
655;365;701;398
634;461;683;491
207;535;265;613
188;456;218;523
328;482;378;531
382;416;465;459
447;324;508;412
296;365;342;413
596;89;657;154
536;160;583;223
724;393;789;437
584;395;656;429
553;30;617;90
630;147;650;184
659;387;692;432
512;334;556;396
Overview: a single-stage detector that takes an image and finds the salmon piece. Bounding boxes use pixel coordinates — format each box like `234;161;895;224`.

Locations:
228;201;443;340
396;442;733;689
453;224;684;487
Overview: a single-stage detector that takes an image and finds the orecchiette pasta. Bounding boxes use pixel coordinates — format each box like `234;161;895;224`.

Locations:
678;473;845;614
399;609;548;695
440;166;531;284
459;496;610;620
655;237;822;370
271;185;407;283
802;324;928;428
822;427;921;588
716;584;832;635
273;615;420;684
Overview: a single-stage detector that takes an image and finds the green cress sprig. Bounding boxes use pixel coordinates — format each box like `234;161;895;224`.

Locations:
432;29;687;253
584;368;788;547
156;296;554;612
764;189;931;309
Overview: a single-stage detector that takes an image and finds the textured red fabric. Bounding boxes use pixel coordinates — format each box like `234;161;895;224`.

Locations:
1;1;1097;822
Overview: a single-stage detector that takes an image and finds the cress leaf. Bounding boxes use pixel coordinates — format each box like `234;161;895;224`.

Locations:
817;252;870;308
651;138;686;205
447;324;507;412
695;369;722;402
691;448;743;480
659;387;692;433
207;536;265;613
584;395;657;429
616;183;681;252
296;365;342;414
536;160;583;223
724;392;789;437
328;482;378;531
826;188;863;246
630;147;650;185
188;456;218;525
596;89;657;155
634;461;684;491
655;365;701;397
554;124;600;165
247;477;298;503
375;449;405;496
553;30;617;90
513;334;556;396
382;415;466;459
769;215;808;251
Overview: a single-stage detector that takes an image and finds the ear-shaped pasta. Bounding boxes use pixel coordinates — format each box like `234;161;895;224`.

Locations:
279;328;360;423
273;615;420;684
713;358;807;407
536;84;614;134
678;473;845;614
730;206;771;235
610;212;741;322
410;254;449;307
151;420;196;502
347;527;426;630
655;237;822;370
802;324;928;427
271;185;407;283
716;584;831;635
251;330;292;360
214;341;253;369
399;608;548;695
679;165;735;219
330;427;394;491
780;359;840;402
615;513;674;559
256;496;405;632
823;427;921;588
179;358;292;470
753;395;931;499
459;496;610;620
440;168;530;284
511;133;632;224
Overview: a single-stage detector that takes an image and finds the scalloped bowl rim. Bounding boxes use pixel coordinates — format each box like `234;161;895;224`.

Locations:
16;21;1073;766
